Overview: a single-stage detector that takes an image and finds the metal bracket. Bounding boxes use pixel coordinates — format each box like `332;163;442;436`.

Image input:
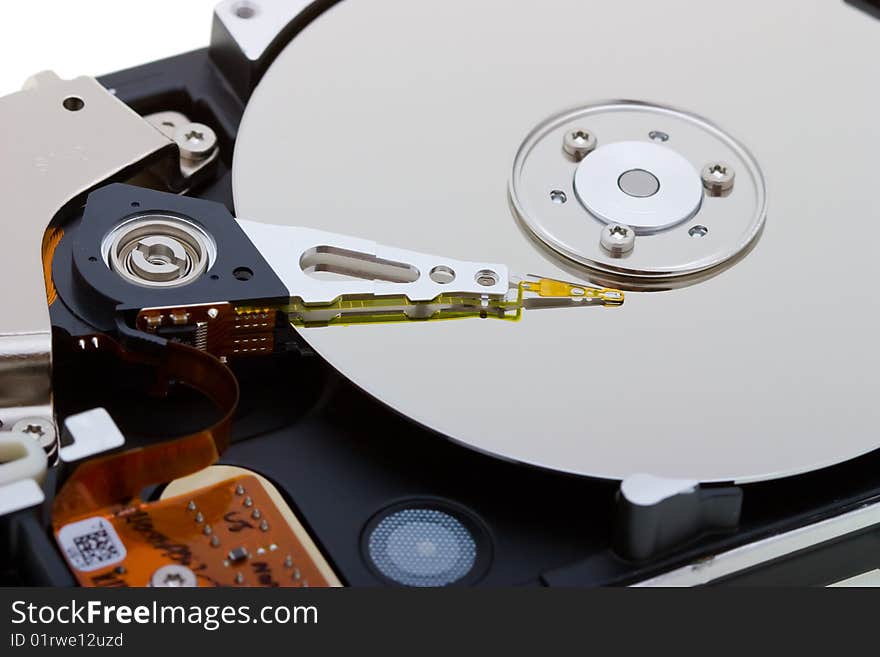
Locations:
238;222;511;304
145;111;220;190
0;71;172;455
210;0;315;99
237;221;621;327
632;499;880;586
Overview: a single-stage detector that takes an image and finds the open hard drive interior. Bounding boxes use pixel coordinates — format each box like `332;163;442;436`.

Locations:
1;0;879;587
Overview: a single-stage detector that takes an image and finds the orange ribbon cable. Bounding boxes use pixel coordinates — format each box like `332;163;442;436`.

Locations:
41;226;64;306
50;335;340;586
52;337;239;528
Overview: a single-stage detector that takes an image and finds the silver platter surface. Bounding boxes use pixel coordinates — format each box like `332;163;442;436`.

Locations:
233;0;880;483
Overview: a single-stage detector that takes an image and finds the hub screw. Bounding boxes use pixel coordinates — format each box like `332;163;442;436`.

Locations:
701;162;735;197
563;128;598;161
600;223;636;257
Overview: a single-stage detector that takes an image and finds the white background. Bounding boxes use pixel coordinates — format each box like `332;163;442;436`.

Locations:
0;1;219;95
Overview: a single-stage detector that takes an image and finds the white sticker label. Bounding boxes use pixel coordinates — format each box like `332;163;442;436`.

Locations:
57;516;127;572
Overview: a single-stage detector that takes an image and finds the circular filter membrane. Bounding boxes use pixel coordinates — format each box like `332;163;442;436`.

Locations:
366;508;478;587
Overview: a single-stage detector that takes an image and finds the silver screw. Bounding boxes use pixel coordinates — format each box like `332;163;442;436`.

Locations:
563;128;598;161
173;122;217;161
150;564;198;587
701;162;735;197
12;417;56;453
600;223;636;257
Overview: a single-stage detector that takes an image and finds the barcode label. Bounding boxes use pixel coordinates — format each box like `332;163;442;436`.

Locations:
57;517;126;572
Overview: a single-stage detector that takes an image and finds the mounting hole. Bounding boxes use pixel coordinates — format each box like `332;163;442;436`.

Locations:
130;201;140;208
429;266;456;284
233;267;254;281
210;274;220;280
689;225;709;238
232;1;258;19
88;256;98;262
649;130;669;142
62;96;84;112
550;190;567;204
475;269;499;287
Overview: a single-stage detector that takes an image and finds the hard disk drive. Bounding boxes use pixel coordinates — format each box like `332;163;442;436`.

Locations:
1;0;879;587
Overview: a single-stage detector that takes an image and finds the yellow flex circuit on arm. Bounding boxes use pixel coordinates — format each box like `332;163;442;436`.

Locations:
280;277;624;327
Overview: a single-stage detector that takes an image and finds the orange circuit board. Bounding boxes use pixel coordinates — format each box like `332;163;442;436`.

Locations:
55;474;335;587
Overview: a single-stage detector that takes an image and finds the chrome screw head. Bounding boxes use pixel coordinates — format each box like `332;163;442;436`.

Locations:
600;223;636;256
701;161;735;197
173;122;217;161
150;564;198;587
563;128;598;161
12;417;56;451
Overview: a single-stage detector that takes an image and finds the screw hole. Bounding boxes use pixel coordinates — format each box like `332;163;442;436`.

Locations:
130;201;140;208
429;265;456;284
210;274;220;281
88;256;98;262
649;130;669;142
232;1;258;19
233;267;254;281
689;225;709;238
475;269;499;287
62;96;84;112
550;190;567;204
